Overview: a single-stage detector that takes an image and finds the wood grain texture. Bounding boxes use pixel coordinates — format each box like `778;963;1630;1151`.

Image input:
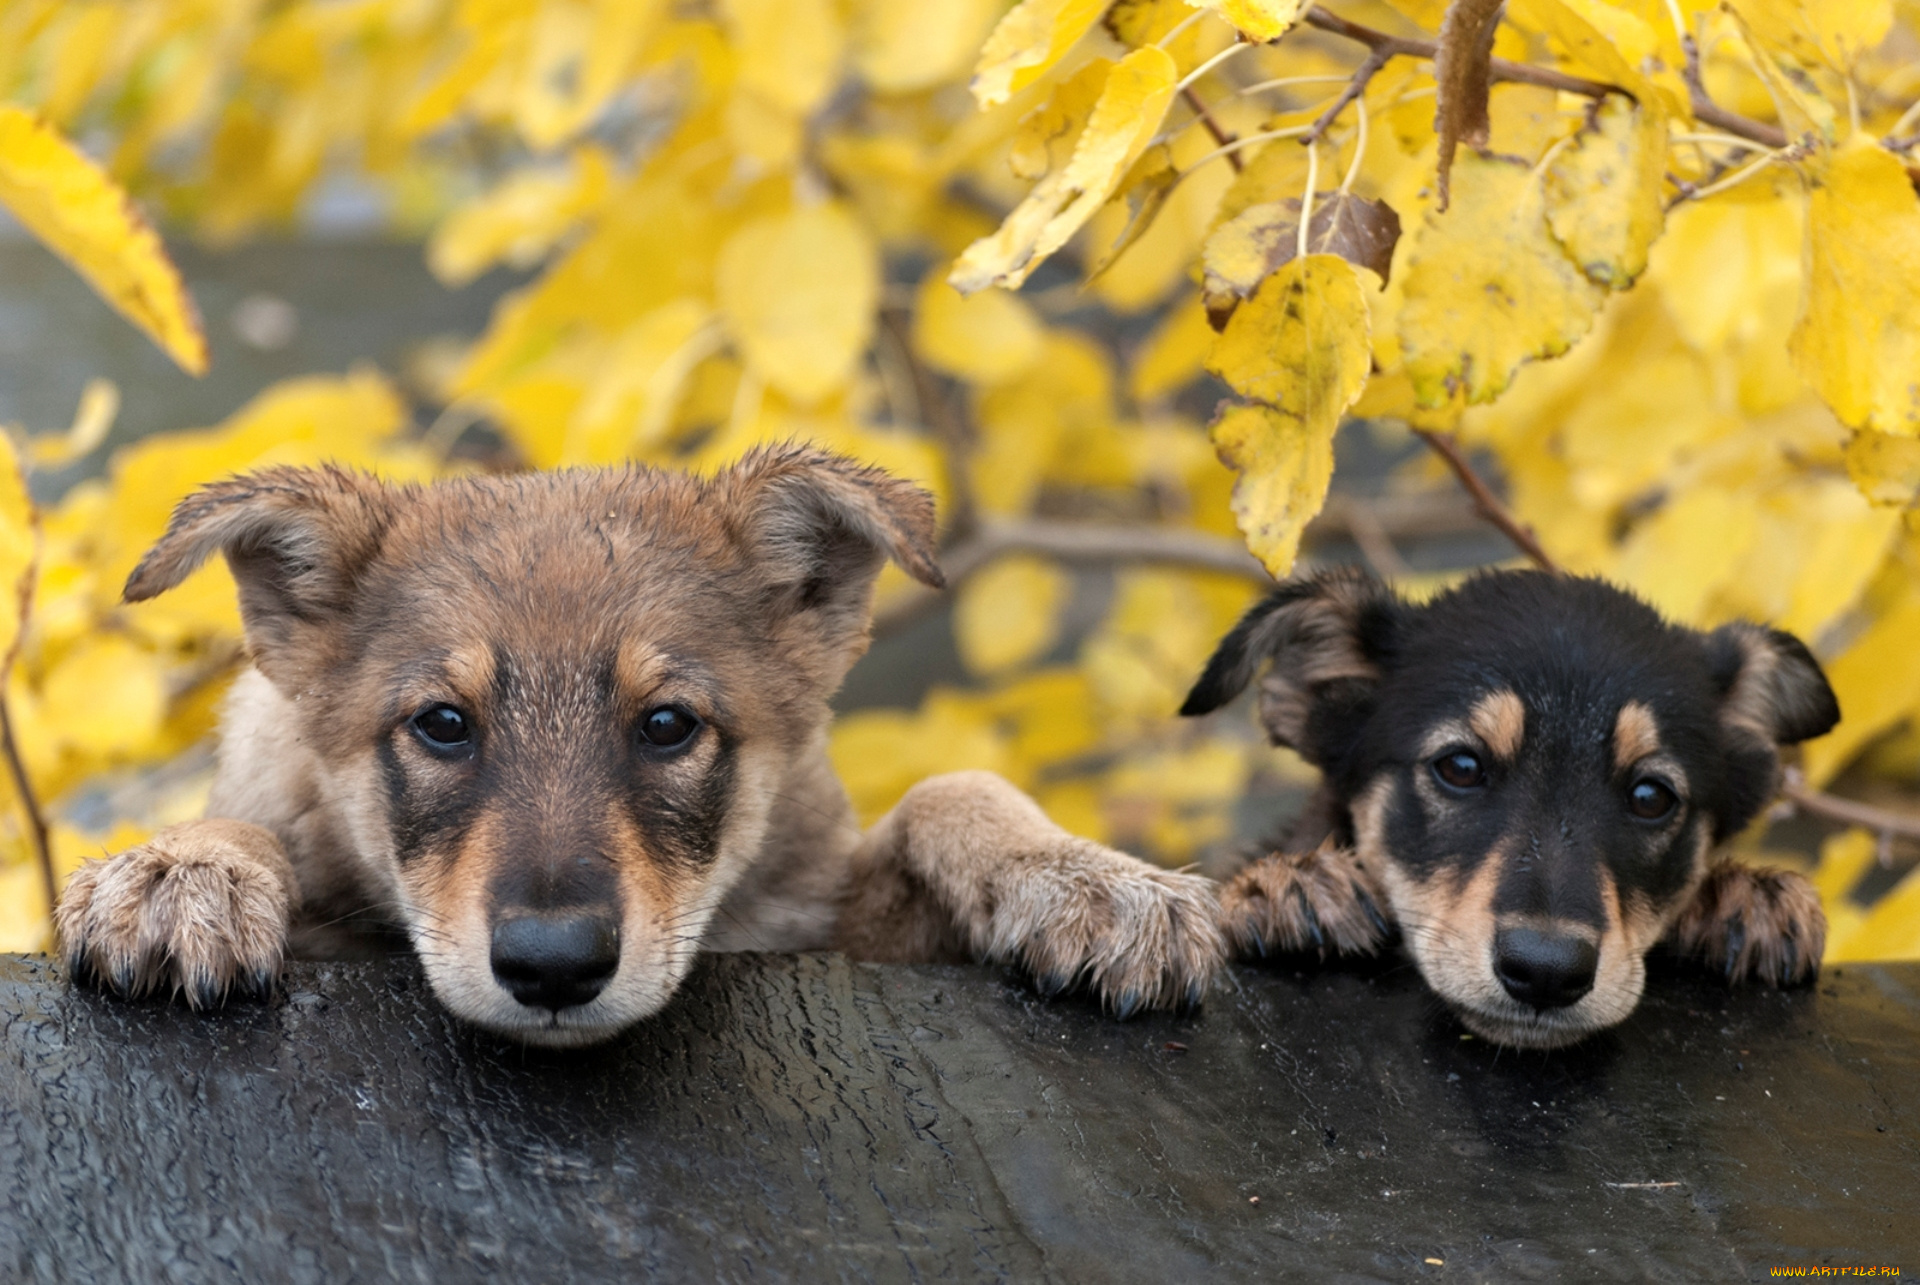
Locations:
1;953;1916;1282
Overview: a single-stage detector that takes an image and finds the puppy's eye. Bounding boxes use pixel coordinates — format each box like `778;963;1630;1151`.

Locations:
1432;751;1487;791
410;704;471;752
639;705;701;750
1628;778;1678;820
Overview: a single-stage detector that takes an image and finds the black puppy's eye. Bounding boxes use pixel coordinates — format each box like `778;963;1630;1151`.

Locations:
1432;751;1487;791
1628;778;1678;820
411;704;471;751
639;705;701;750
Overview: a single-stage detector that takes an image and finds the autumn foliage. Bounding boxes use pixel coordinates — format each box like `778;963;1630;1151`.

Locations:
0;0;1918;959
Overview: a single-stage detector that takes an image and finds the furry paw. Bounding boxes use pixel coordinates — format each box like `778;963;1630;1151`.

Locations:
55;819;295;1007
1667;863;1824;988
984;840;1226;1017
1218;845;1393;960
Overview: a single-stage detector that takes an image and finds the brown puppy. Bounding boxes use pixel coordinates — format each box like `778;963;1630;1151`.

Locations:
1181;568;1838;1049
56;448;1222;1046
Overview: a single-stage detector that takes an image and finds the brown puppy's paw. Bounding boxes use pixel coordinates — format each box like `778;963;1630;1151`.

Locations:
1667;863;1825;988
982;841;1226;1017
55;819;295;1008
1218;845;1392;960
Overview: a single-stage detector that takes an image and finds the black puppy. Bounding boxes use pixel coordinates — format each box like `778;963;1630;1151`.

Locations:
1181;568;1839;1049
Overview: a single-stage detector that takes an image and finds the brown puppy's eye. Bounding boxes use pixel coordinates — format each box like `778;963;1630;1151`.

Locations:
1628;778;1677;820
1432;750;1487;791
410;704;471;752
639;705;701;750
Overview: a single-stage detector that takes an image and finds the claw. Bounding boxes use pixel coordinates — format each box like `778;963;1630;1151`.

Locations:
1185;979;1206;1010
1111;988;1143;1021
1723;917;1746;982
1777;935;1797;988
1353;882;1390;939
1036;969;1072;999
1288;884;1325;951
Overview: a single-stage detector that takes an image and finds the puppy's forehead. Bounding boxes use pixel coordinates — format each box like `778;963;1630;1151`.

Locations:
367;471;755;637
1386;574;1722;751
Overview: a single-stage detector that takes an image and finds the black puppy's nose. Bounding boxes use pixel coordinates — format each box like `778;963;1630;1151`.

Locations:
1493;928;1598;1010
490;914;620;1011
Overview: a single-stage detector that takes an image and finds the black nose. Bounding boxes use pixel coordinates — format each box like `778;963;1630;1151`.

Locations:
1493;928;1598;1010
490;914;620;1011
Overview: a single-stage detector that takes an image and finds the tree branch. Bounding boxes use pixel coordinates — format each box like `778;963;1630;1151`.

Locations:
1779;769;1920;848
1300;5;1788;150
1;698;52;919
1414;429;1560;573
1181;87;1245;172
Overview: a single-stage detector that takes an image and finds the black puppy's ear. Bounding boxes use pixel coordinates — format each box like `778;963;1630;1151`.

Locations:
1181;567;1398;753
125;465;396;661
1707;622;1840;746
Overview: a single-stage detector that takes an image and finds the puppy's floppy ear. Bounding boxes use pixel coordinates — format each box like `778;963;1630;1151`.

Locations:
722;444;944;624
1706;622;1840;746
125;465;396;659
1180;567;1399;757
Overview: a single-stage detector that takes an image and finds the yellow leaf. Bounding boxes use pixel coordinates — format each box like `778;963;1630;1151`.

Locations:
513;0;664;149
971;0;1110;108
1734;0;1894;72
717;202;880;407
954;555;1071;676
851;0;1004;93
1801;593;1920;786
973;331;1114;514
1830;861;1920;962
1845;430;1920;506
566;300;719;465
830;691;1012;823
39;634;166;761
1129;294;1214;403
1544;97;1667;289
1789;142;1920;435
1195;0;1308;42
428;146;612;287
1209;403;1337;579
1645;175;1802;353
1205;255;1370;575
30;377;118;468
0;106;207;375
1615;490;1756;624
1399;152;1605;408
913;272;1044;384
721;0;846;116
951;46;1179;293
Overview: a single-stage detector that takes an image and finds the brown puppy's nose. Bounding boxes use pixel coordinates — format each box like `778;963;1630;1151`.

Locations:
490;914;620;1011
1493;928;1598;1010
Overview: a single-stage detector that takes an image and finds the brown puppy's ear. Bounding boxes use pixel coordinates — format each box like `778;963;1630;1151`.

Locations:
125;465;396;659
1180;567;1398;754
1707;623;1840;746
722;444;944;616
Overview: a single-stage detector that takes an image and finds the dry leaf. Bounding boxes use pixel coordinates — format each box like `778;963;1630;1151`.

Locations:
1201;194;1401;327
971;0;1110;108
1432;0;1505;210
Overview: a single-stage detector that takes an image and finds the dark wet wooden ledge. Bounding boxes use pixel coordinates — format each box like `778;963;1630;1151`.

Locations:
1;953;1915;1283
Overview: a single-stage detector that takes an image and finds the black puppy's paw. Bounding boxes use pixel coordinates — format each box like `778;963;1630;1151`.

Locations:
1218;845;1393;960
1668;863;1825;988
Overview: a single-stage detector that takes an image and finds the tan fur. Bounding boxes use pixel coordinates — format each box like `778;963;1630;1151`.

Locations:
1251;571;1383;748
1667;861;1825;987
1217;843;1390;959
1612;701;1661;771
1468;690;1525;762
60;453;1225;1044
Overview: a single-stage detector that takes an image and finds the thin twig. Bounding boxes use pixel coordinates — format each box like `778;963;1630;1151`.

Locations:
1414;429;1560;573
0;516;50;916
1182;87;1245;172
1301;5;1787;149
1677;27;1790;149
